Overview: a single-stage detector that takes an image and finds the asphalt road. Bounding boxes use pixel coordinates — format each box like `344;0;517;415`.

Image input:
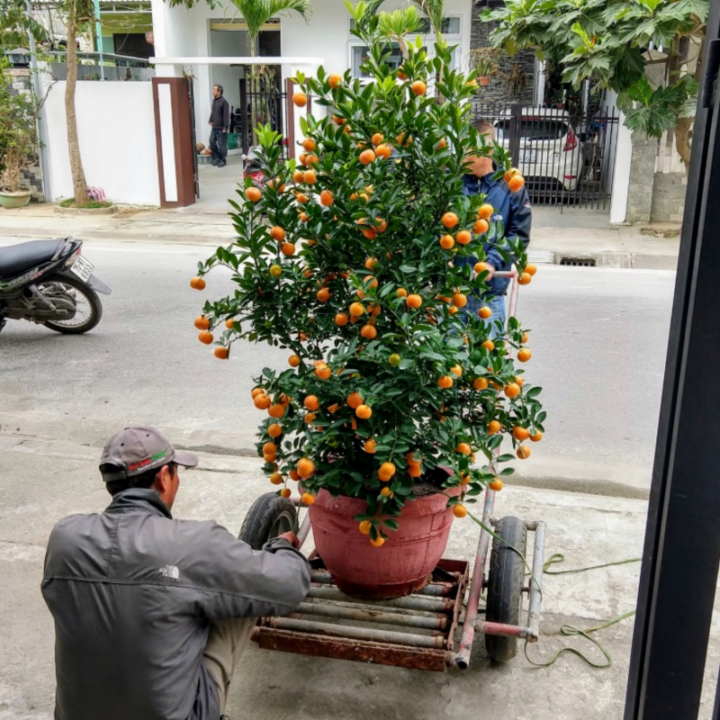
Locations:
0;239;675;495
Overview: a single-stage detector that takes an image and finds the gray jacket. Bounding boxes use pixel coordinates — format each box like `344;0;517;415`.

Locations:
41;489;311;720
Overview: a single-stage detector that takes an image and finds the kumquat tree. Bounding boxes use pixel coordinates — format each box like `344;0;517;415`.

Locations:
191;5;545;546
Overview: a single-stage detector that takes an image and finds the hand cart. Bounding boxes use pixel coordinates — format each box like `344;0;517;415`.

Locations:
241;271;547;670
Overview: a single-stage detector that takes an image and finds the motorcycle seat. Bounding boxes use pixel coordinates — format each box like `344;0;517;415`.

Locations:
0;239;65;279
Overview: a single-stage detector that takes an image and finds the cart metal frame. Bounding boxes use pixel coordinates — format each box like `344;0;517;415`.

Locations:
251;271;547;670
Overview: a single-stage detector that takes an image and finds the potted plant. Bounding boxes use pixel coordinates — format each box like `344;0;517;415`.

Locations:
0;70;37;208
475;59;498;86
191;18;545;598
470;48;500;86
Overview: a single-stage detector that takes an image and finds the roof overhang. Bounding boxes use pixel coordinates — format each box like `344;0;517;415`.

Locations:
154;56;324;66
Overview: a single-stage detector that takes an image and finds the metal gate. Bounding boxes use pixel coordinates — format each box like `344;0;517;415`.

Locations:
188;78;200;199
238;69;294;159
471;102;620;210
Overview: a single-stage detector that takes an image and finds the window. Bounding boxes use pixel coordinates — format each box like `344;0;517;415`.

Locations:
441;16;461;34
350;16;461;35
347;15;461;80
350;43;405;79
415;16;461;33
113;33;154;59
495;119;570;142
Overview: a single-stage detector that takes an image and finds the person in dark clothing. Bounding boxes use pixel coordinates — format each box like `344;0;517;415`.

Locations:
457;119;532;333
209;84;230;168
41;426;310;720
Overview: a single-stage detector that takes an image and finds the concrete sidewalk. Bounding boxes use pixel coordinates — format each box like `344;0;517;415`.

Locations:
0;203;680;270
0;433;639;720
3;432;720;720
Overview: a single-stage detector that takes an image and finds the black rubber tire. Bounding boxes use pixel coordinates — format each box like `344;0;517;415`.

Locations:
42;275;103;334
485;516;527;663
239;493;298;550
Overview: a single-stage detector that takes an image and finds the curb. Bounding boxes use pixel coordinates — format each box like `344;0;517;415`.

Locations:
54;205;118;216
527;249;677;271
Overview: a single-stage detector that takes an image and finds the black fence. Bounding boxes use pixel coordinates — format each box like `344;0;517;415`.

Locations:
205;83;620;212
471;102;620;210
237;72;293;159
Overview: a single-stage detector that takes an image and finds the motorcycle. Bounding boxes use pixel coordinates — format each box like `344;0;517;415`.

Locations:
242;145;267;187
242;139;290;187
0;237;111;334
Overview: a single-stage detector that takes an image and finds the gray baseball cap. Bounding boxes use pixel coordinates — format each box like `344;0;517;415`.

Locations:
99;426;198;483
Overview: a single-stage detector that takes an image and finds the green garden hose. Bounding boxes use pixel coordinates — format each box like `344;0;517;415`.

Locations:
525;553;641;669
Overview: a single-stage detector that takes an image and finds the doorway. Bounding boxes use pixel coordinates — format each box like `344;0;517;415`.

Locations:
191;19;283;211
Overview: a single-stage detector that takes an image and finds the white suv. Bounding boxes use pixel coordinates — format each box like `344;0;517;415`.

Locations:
494;109;584;193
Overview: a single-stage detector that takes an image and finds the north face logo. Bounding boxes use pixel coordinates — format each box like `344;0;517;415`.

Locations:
159;565;179;580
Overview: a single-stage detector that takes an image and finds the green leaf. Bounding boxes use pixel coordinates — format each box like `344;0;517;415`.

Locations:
526;386;543;400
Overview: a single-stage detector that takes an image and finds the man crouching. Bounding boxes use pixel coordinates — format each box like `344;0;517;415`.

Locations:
41;426;310;720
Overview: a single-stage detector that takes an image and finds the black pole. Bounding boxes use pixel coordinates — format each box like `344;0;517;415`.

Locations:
239;73;249;155
624;2;720;718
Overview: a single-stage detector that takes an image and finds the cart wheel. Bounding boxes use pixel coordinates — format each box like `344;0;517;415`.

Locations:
485;516;527;663
239;493;298;551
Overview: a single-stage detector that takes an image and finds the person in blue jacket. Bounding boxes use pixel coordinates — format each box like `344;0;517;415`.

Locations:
458;119;532;331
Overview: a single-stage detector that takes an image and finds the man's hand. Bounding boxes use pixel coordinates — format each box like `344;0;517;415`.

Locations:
223;129;228;134
472;263;496;282
277;531;301;548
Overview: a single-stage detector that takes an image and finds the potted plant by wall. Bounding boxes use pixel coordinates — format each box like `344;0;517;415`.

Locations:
191;21;544;598
475;58;498;86
470;48;500;87
0;70;37;209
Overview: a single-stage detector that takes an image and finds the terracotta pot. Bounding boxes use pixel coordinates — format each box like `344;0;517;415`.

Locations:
309;485;460;599
479;76;490;86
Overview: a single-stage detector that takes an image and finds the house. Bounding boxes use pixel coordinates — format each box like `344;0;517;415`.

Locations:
30;0;671;223
470;0;538;106
97;0;154;59
150;0;476;136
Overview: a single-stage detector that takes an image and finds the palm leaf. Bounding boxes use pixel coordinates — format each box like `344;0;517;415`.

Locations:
230;0;313;40
362;0;388;15
410;0;445;35
378;7;422;40
377;6;421;57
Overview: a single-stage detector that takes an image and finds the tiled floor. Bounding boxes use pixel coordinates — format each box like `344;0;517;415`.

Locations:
194;152;245;212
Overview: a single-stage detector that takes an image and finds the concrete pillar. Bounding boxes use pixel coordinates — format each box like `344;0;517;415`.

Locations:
625;132;659;225
152;77;195;208
610;114;632;225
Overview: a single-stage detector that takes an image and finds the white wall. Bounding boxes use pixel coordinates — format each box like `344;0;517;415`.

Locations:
281;0;473;80
44;82;160;206
151;0;237;142
604;89;632;225
280;0;348;77
210;29;250;117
